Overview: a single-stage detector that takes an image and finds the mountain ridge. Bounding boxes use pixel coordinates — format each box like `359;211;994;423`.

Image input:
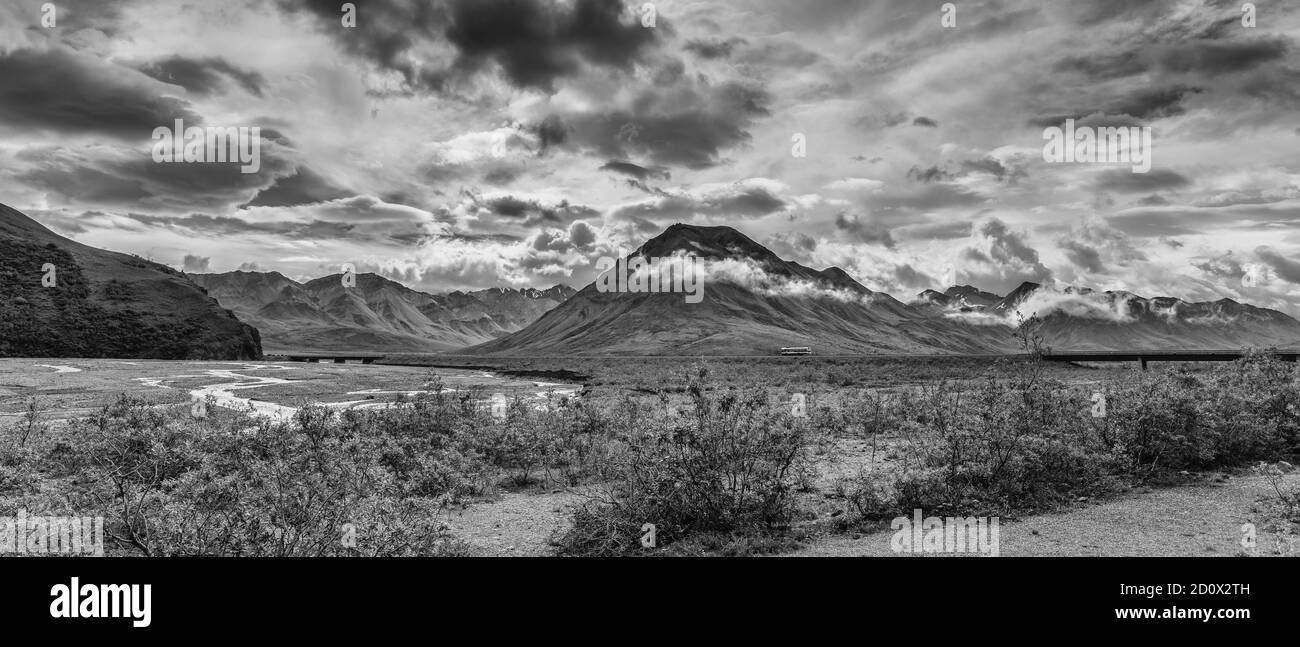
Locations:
189;270;576;353
470;224;1300;356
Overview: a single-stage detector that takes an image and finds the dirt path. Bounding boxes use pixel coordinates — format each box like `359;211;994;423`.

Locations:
442;488;591;556
437;473;1299;557
791;472;1300;557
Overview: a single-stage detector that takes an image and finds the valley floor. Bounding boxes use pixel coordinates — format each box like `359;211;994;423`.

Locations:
4;355;1296;558
0;358;577;425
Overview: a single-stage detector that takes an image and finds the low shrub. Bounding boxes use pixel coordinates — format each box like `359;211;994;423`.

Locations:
556;369;821;555
836;353;1300;525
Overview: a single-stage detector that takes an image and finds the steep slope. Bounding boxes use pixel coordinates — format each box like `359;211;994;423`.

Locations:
189;271;575;352
0;203;262;359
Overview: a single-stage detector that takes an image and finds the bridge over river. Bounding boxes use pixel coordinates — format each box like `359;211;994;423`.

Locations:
1041;350;1300;370
270;354;385;365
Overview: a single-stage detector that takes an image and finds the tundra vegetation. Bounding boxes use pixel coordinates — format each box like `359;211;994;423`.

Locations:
2;351;1298;556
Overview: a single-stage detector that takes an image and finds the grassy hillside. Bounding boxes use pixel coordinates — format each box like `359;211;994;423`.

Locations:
0;204;262;360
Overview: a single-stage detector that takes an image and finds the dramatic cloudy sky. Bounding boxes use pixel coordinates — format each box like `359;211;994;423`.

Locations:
2;0;1299;312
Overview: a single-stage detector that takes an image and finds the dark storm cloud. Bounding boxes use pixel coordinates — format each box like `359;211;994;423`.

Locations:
893;263;934;289
241;167;354;208
1237;66;1300;106
531;220;597;253
1048;35;1287;82
14;141;295;211
278;0;452;91
116;146;294;205
283;0;661;93
608;183;786;222
684;37;746;59
1157;37;1289;76
481;167;520;185
1107;85;1204;118
1067;0;1177;27
136;56;266;97
1092;169;1190;193
835;212;895;248
486;196;535;217
1053;51;1147;79
445;0;660;91
598;160;670;182
569;220;597;248
976;219;1050;275
548;80;771;169
912;116;939;128
651;59;687;86
1256;246;1300;285
479;195;599;225
386;231;435;246
1029;85;1202;128
15;163;151;203
960;157;1024;183
906;165;953;183
0;47;203;139
905;158;1023;185
532;115;569;153
1060;239;1105;273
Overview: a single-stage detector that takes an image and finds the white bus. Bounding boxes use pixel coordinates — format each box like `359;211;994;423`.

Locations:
779;347;812;356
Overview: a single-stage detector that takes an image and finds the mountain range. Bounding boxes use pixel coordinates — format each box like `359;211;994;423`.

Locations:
4;200;1298;359
470;224;1300;356
187;271;575;353
916;282;1300;352
0;203;261;360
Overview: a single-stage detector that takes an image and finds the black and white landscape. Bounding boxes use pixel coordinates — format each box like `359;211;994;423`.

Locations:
1;0;1299;563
